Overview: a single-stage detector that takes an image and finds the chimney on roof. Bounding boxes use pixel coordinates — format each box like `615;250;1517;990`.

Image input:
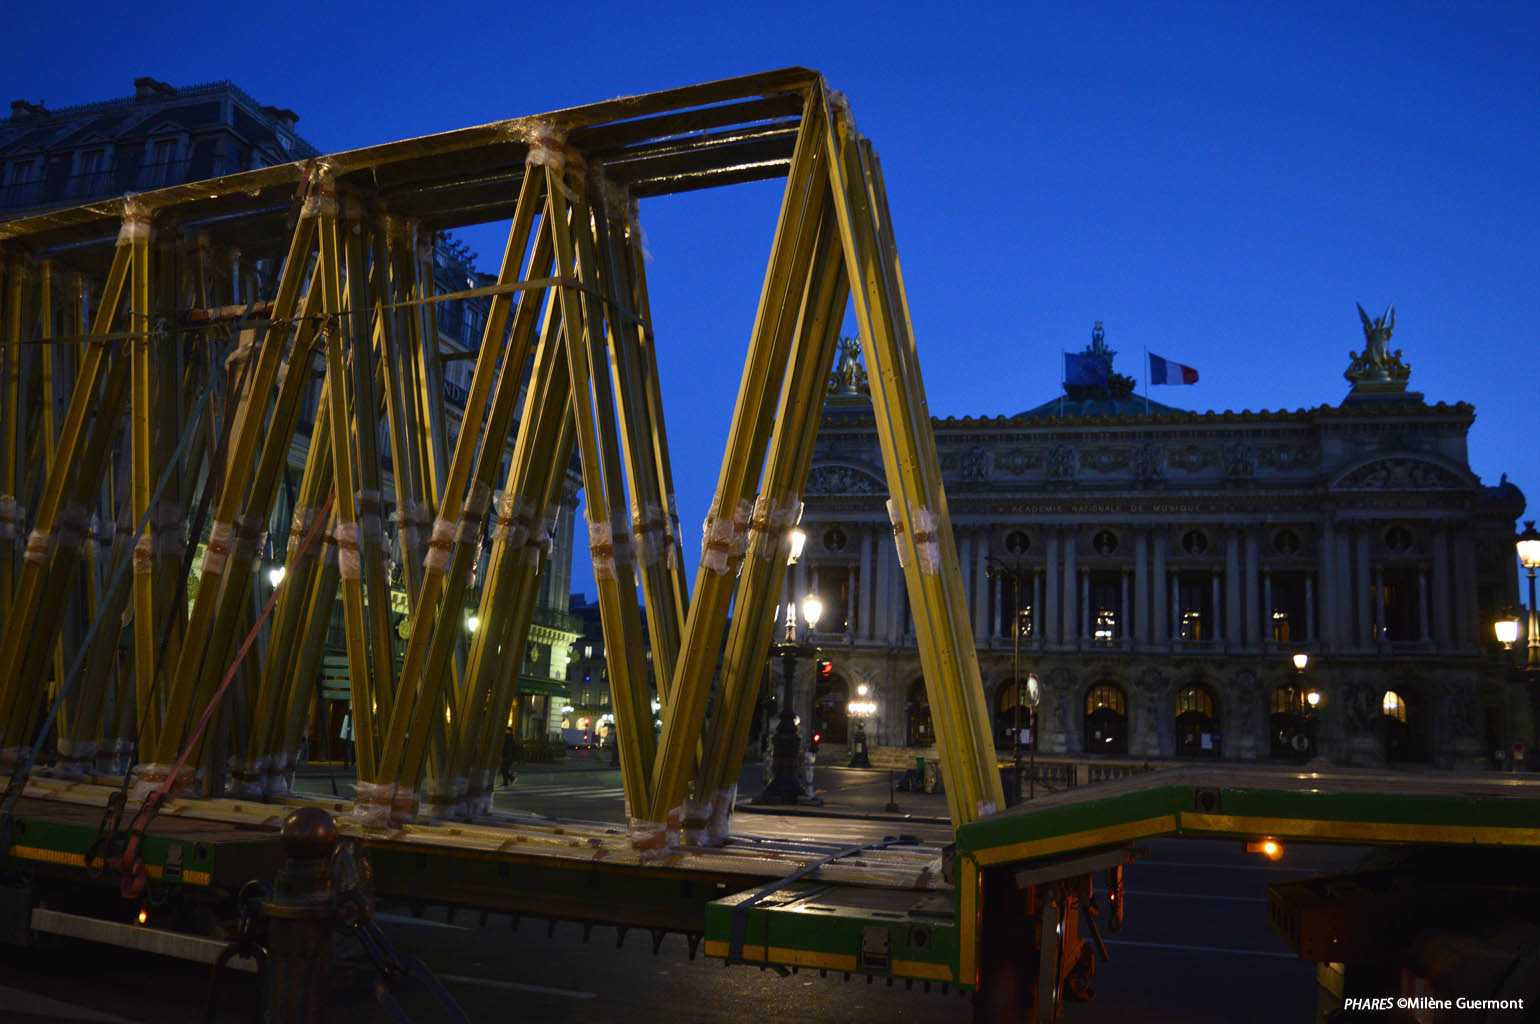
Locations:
259;105;299;132
8;99;49;120
133;77;176;100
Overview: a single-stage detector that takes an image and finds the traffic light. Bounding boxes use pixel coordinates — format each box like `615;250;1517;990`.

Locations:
817;659;832;678
809;732;821;753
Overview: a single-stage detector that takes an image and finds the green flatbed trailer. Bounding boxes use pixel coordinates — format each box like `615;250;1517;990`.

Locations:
3;766;1538;1020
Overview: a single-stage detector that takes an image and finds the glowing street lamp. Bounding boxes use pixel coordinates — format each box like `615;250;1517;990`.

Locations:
761;591;823;804
848;682;875;767
1291;651;1316;762
1517;521;1540;667
1496;609;1522;649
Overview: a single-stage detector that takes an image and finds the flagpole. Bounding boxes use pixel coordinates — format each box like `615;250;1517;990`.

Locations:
1059;351;1064;417
1143;346;1150;414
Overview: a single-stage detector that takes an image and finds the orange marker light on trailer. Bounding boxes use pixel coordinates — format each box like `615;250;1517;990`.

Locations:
138;906;148;925
1245;838;1284;860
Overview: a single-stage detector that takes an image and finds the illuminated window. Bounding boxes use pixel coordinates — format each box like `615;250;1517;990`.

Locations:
1382;690;1407;722
1177;686;1215;717
1085;685;1125;715
1090;571;1119;641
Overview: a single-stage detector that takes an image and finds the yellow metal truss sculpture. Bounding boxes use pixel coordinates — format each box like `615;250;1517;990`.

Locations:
0;69;1004;840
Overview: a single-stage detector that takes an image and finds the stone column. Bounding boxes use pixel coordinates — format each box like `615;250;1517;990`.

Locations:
1032;569;1044;650
873;536;890;643
1062;532;1078;648
1454;532;1477;649
1336;530;1354;648
1153;532;1168;649
1261;570;1273;649
1418;569;1430;643
1210;571;1221;645
1305;573;1316;645
1319;516;1338;651
1373;566;1386;648
1045;529;1061;647
1225;530;1241;650
1432;525;1452;647
845;562;857;638
1120;569;1131;646
1169;570;1181;644
1243;530;1260;649
989;573;1001;642
1134;530;1150;648
860;525;875;642
1355;527;1373;650
973;534;990;645
1079;568;1090;646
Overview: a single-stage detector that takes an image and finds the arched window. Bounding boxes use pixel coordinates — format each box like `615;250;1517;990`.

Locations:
1083;684;1127;755
1382;690;1406;722
1269;685;1314;760
1175;684;1220;757
1381;689;1423;762
994;679;1033;750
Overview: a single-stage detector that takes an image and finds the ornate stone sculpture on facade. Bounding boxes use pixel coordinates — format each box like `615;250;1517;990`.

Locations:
1222;442;1256;479
1133;442;1165;482
1046;443;1078;481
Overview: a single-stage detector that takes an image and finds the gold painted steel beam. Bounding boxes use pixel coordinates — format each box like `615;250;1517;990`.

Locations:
646;94;829;825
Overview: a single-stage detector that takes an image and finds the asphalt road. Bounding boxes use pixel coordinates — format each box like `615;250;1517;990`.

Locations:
0;763;1361;1022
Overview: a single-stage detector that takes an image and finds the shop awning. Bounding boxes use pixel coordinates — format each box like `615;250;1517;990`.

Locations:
517;678;570;699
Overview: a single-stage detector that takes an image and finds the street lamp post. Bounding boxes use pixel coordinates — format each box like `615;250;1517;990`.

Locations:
761;591;823;804
1517;521;1540;668
1291;652;1319;763
985;555;1027;804
848;684;875;767
1498;521;1540;773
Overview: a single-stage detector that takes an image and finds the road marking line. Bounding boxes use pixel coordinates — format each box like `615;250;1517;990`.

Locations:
1124;889;1267;903
436;974;598;999
1101;939;1295;959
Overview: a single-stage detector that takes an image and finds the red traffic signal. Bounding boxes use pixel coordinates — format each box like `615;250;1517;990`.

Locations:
817;660;832;677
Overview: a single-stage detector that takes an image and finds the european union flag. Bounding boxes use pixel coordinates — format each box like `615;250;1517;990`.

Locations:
1064;352;1109;388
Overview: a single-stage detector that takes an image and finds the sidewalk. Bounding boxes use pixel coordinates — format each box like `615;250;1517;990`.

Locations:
734;763;952;825
290;757;954;823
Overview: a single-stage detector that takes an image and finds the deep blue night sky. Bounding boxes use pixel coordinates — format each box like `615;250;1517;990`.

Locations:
8;1;1536;599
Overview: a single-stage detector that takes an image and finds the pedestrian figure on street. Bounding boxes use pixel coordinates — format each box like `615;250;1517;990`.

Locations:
340;713;354;767
501;727;517;787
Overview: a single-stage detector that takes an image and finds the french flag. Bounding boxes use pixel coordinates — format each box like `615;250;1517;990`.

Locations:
1149;352;1199;385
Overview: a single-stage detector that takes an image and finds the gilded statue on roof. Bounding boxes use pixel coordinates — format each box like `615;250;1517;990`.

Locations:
1345;303;1411;392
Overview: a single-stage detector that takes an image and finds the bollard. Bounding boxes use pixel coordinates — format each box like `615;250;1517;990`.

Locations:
262;807;339;1023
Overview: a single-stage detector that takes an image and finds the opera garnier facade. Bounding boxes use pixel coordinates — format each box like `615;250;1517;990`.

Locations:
787;318;1525;770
